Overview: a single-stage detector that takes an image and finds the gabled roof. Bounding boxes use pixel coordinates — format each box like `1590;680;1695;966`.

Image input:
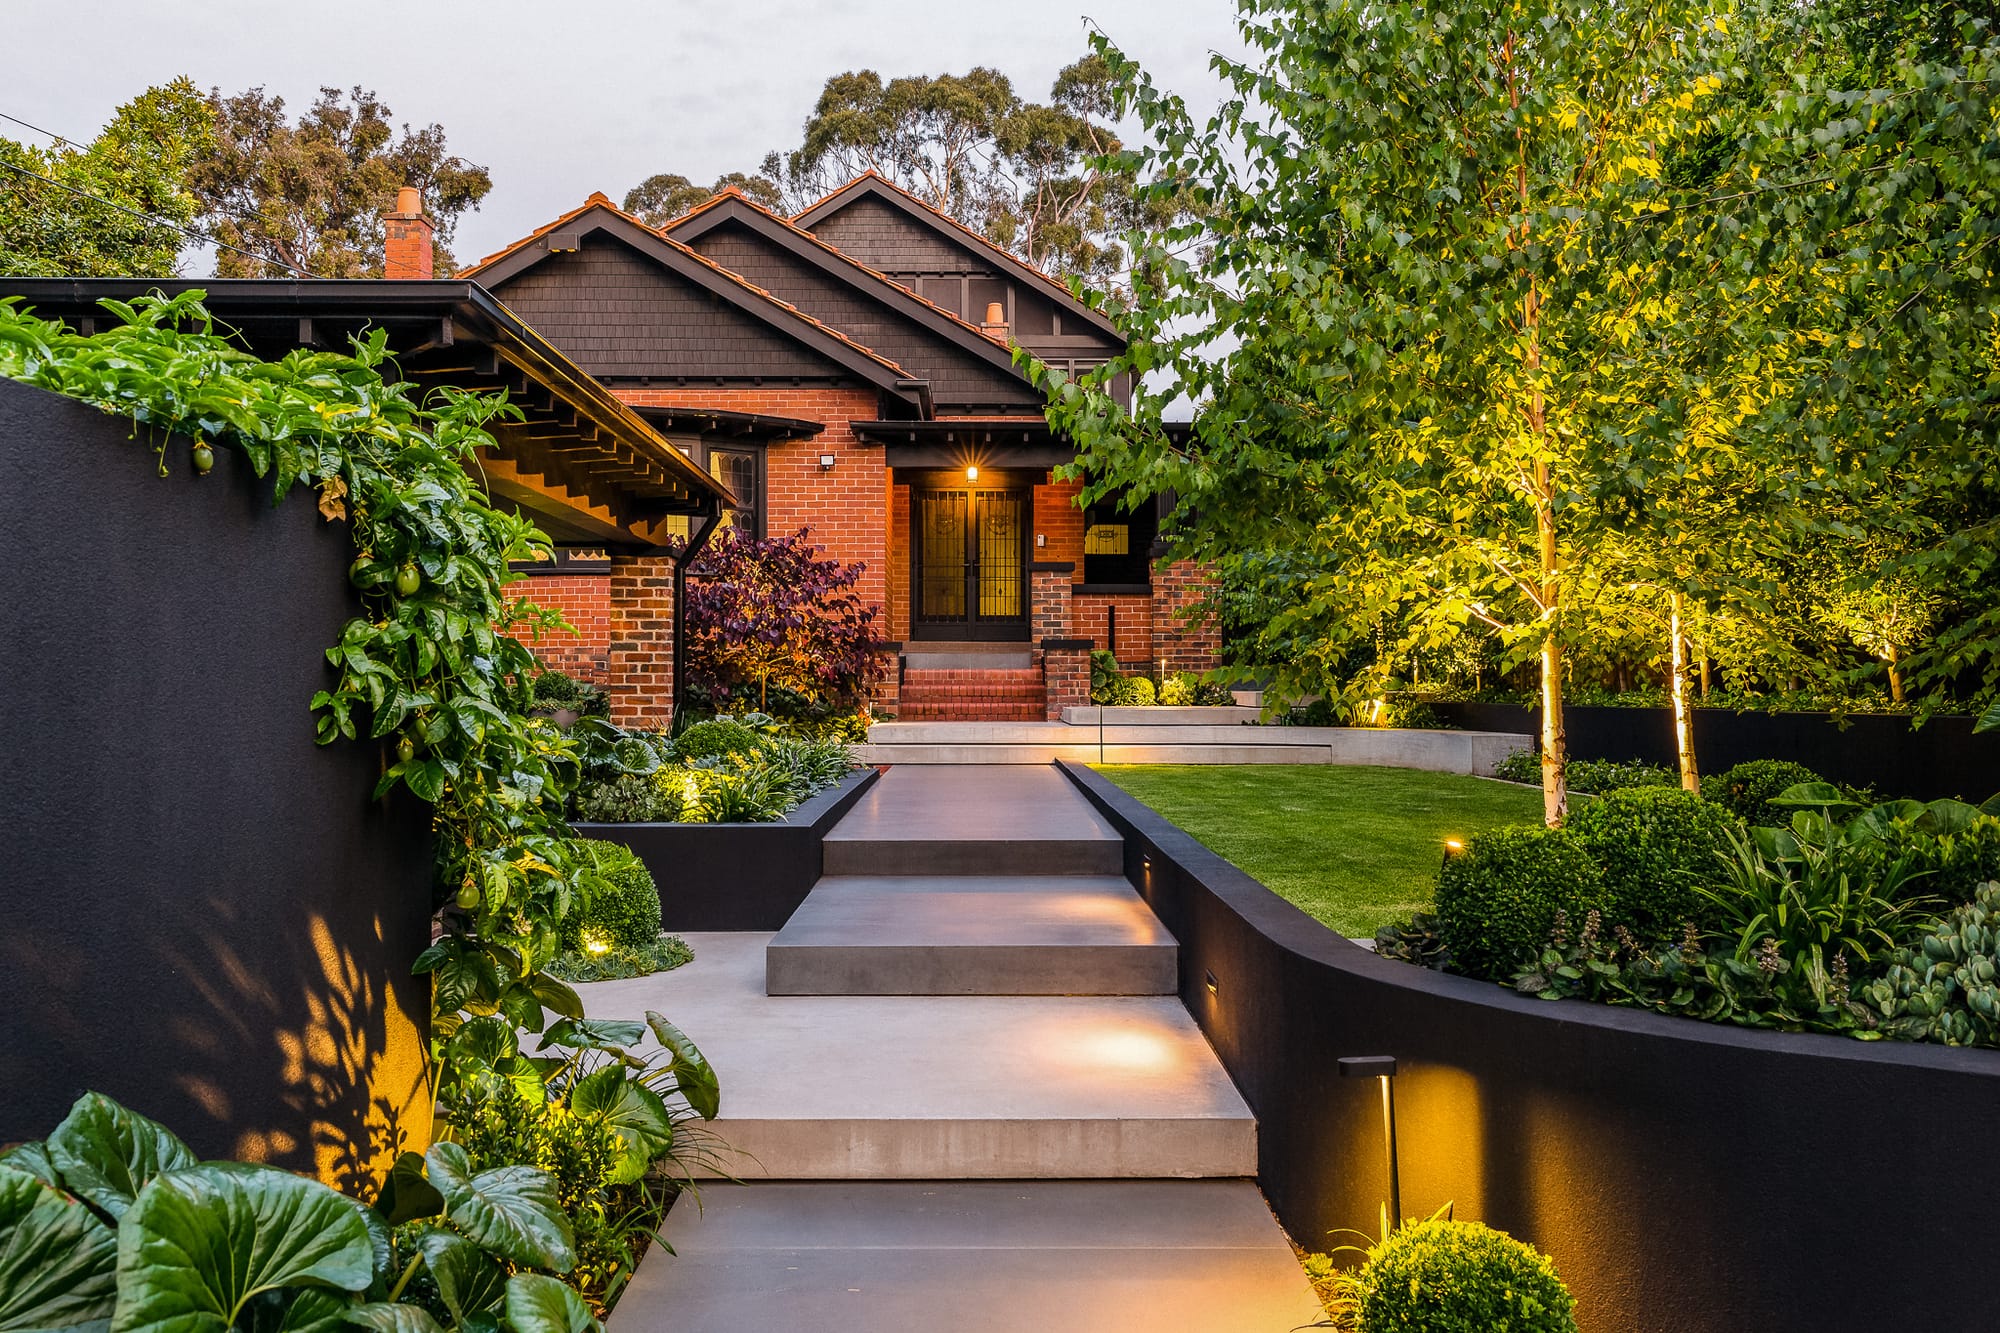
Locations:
461;193;927;413
661;189;1031;384
790;171;1124;341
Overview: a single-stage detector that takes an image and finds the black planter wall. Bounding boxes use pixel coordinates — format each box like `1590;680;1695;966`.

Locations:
0;380;434;1189
575;766;878;931
1430;701;1999;802
1060;762;2000;1333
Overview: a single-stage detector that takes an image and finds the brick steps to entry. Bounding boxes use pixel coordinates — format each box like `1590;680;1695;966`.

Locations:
898;665;1047;723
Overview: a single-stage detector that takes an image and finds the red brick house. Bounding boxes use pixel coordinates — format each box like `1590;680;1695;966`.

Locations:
456;172;1219;722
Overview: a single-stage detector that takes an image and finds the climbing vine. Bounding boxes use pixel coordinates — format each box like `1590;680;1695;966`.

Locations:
0;290;604;1063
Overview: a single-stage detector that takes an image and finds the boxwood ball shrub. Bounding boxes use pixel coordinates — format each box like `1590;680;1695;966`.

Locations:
1436;826;1605;979
1701;759;1827;826
1346;1218;1577;1333
674;717;766;761
558;839;662;952
1570;787;1734;937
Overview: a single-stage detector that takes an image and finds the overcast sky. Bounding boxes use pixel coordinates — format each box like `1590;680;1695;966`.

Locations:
10;0;1247;267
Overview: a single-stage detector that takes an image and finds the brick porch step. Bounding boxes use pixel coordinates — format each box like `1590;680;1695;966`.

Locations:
899;666;1047;724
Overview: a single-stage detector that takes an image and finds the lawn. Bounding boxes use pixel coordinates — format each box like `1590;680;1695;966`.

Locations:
1094;764;1544;937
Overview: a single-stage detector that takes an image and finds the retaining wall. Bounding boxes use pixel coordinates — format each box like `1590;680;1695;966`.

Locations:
1060;760;2000;1333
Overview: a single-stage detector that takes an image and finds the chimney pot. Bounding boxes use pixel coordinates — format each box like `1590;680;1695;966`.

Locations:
980;301;1009;343
383;185;434;281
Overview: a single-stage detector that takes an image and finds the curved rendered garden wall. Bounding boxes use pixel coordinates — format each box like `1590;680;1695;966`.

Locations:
0;379;434;1191
1059;761;2000;1333
1431;700;1999;801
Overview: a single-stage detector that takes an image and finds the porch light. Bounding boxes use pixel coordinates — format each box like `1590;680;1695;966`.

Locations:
965;465;979;482
1339;1055;1402;1231
819;453;836;470
1441;837;1464;873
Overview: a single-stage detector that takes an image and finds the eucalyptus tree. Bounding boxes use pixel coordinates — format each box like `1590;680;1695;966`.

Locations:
1038;0;1750;824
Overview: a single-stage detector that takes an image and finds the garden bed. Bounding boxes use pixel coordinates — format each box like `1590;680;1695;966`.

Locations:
575;767;878;931
1060;761;2000;1333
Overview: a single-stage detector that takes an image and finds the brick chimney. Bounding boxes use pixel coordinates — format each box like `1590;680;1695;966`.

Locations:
383;186;434;279
980;300;1009;343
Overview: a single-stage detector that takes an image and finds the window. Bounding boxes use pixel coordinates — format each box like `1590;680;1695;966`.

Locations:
706;446;762;536
1082;491;1159;586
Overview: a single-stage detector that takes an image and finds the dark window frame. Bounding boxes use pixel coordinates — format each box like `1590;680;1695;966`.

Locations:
699;441;765;538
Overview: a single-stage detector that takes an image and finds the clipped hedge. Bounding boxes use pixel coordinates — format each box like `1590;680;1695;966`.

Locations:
1701;759;1827;826
558;839;662;952
1569;786;1734;937
674;717;766;761
1347;1217;1577;1333
1435;826;1605;980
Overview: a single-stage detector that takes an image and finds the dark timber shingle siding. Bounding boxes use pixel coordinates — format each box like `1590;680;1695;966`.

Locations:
805;195;978;275
487;238;848;381
689;221;1037;411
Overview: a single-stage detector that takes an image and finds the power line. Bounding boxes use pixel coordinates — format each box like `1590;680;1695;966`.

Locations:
0;159;320;277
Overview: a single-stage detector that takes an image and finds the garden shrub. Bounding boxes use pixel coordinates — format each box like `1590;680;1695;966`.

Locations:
559;839;662;952
1118;674;1158;706
1158;673;1194;706
1702;759;1828;825
531;667;608;718
573;772;664;823
674;717;766;761
1859;881;2000;1048
1876;814;2000;905
1344;1217;1577;1333
1567;756;1676;793
1089;649;1124;704
1569;787;1734;936
1435;826;1606;980
1493;747;1540;783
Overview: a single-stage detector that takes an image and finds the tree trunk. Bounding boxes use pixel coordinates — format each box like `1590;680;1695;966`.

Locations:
1539;620;1568;826
1887;648;1905;704
1669;591;1698;792
1699;652;1711;699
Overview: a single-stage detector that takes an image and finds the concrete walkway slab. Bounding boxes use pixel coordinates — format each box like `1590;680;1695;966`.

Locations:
625;1180;1326;1333
578;933;1254;1179
823;765;1123;875
767;875;1178;995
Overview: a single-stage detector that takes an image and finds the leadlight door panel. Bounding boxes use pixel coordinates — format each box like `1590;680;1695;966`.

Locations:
913;488;1028;640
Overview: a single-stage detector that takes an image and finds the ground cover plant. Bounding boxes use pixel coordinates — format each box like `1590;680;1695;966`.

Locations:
1095;765;1542;937
1089;650;1229;707
1327;1216;1577;1333
567;712;855;826
0;293;722;1309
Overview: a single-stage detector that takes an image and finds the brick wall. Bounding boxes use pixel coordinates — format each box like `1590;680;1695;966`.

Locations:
607;553;675;728
1031;565;1075;642
1071;592;1153;667
1041;641;1092;720
510;573;611;682
887;481;910;642
1032;477;1086;579
613;388;888;616
1152;558;1223;674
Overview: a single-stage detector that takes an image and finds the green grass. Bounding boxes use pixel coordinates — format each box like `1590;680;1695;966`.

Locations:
1095;765;1544;938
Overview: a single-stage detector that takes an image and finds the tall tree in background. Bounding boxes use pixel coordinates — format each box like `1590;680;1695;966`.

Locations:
0;79;213;277
755;57;1174;286
190;85;491;277
622;171;781;227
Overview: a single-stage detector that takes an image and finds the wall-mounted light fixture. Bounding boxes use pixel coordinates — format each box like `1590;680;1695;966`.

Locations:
818;453;837;471
965;464;979;482
1204;968;1219;997
1339;1055;1401;1231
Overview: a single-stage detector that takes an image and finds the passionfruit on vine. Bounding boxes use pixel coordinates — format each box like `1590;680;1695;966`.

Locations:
191;442;215;474
397;736;415;764
395;563;421;596
456;883;480;910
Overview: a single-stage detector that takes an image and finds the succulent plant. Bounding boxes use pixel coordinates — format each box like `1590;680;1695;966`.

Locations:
1859;881;2000;1048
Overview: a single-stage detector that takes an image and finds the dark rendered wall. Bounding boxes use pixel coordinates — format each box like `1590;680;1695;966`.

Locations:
0;380;434;1192
1432;701;1999;801
1060;763;2000;1333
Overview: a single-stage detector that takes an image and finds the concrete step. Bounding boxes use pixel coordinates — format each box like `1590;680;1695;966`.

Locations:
823;765;1124;875
579;933;1258;1180
854;742;1340;766
767;876;1178;996
627;1180;1324;1333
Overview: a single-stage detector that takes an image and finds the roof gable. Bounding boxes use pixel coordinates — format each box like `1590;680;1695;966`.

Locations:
462;196;923;408
790;173;1123;342
664;194;1043;412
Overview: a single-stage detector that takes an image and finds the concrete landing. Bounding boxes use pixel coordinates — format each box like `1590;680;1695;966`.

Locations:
627;1180;1325;1333
856;722;1531;774
579;933;1256;1179
766;875;1178;996
823;765;1123;875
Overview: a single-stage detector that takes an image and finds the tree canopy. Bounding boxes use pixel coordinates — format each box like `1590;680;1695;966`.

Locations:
622;171;782;227
1034;0;2000;819
190;85;492;277
0;79;213;277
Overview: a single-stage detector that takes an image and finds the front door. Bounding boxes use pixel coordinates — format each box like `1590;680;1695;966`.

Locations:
913;487;1029;640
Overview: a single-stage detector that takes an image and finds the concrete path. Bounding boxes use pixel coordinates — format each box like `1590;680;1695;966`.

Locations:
592;764;1323;1330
